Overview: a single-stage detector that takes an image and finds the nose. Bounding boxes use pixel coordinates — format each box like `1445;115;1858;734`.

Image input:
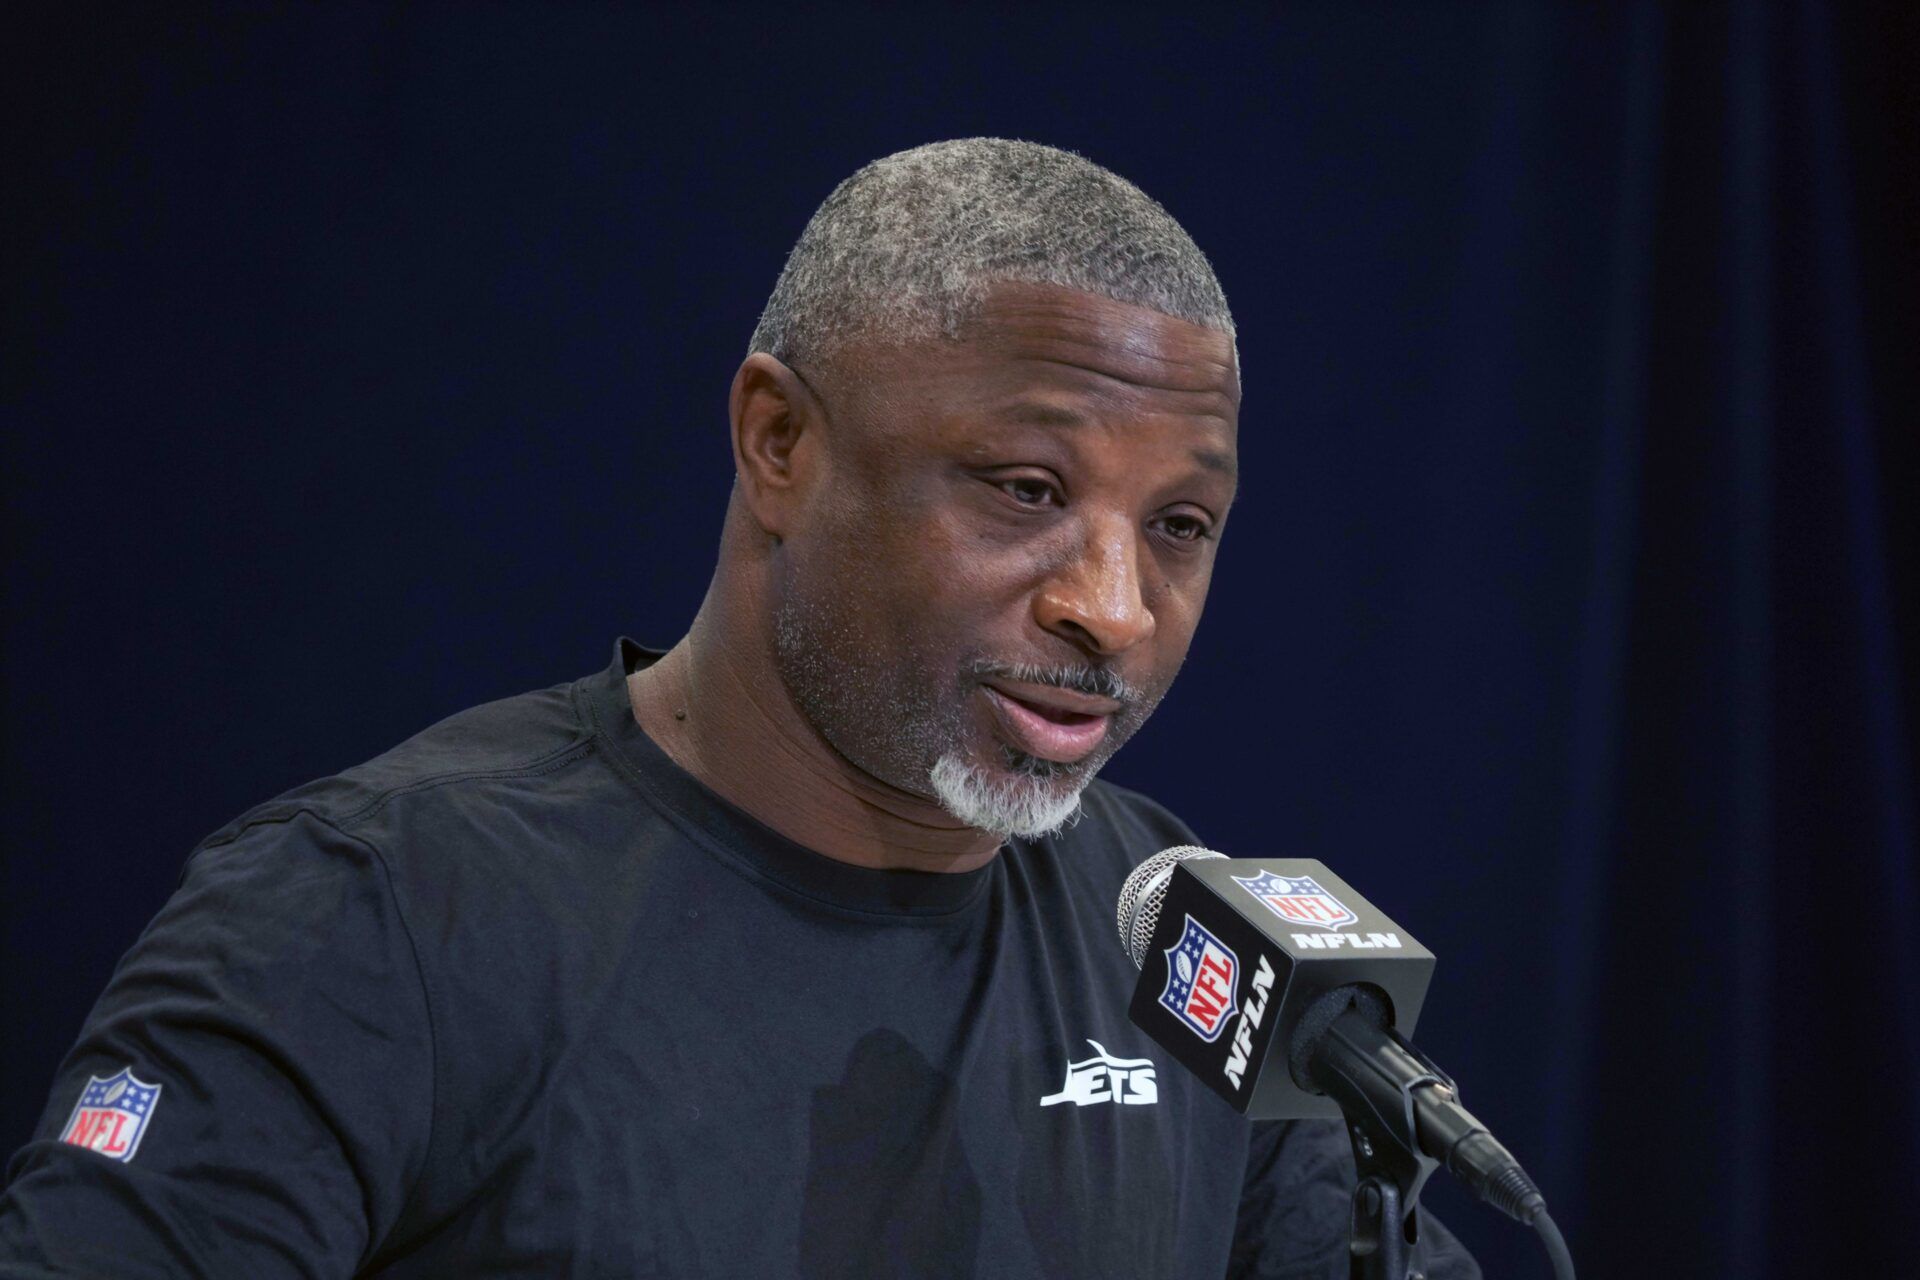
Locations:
1033;513;1157;657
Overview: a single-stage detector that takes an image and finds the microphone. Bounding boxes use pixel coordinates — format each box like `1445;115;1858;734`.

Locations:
1117;846;1574;1279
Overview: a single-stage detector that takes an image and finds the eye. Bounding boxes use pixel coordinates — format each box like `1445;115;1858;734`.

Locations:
997;475;1061;508
1155;512;1214;544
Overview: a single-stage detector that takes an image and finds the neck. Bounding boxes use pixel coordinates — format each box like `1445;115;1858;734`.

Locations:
627;579;1005;874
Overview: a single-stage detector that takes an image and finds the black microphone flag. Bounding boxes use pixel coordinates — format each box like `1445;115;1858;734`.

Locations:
1118;847;1577;1280
1118;846;1435;1119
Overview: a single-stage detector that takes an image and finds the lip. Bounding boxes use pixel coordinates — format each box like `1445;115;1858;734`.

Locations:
980;684;1114;763
980;678;1123;718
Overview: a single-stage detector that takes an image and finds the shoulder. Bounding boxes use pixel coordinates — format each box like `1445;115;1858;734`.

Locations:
194;676;597;857
170;671;656;961
152;667;677;1107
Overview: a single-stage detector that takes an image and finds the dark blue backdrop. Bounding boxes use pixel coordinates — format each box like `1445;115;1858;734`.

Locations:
5;4;1915;1277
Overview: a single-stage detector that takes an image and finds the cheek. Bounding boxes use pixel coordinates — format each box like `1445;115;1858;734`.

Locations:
908;506;1084;647
1140;559;1214;674
1160;557;1214;627
878;521;1007;653
864;473;1039;594
792;488;994;657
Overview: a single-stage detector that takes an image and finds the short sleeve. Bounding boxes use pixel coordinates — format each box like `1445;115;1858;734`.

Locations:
0;811;435;1279
1229;1117;1482;1280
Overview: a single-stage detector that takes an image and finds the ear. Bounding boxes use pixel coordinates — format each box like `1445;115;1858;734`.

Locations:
729;353;825;539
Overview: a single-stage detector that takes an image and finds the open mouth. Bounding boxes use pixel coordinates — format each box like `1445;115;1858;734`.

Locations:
980;686;1112;763
1011;697;1102;726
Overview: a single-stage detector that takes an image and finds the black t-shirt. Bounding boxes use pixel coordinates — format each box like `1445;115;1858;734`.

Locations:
2;640;1480;1279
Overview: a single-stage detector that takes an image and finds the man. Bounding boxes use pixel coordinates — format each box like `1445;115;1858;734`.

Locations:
0;139;1478;1277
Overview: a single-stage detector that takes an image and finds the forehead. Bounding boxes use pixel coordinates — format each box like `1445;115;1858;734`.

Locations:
825;282;1241;439
959;283;1240;400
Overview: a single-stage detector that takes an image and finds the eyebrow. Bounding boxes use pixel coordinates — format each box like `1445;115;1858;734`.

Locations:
1190;447;1237;480
994;401;1239;482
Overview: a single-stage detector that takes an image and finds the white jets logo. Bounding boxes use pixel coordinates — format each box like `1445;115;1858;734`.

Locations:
1039;1039;1159;1107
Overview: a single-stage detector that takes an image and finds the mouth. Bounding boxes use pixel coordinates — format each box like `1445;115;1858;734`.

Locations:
979;681;1115;764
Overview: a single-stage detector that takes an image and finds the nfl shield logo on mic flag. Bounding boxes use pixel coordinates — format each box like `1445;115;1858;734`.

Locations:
1231;870;1359;931
1158;915;1240;1043
59;1067;162;1164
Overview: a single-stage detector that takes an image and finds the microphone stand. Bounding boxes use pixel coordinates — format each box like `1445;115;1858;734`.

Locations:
1346;1135;1434;1280
1317;1021;1454;1280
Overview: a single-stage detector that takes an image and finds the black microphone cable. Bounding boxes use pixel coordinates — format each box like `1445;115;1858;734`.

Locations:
1533;1209;1575;1280
1297;988;1579;1280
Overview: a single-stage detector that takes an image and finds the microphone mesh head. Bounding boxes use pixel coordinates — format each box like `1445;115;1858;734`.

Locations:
1117;845;1226;969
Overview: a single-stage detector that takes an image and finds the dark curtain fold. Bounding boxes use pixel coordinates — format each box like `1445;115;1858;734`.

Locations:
1569;3;1917;1274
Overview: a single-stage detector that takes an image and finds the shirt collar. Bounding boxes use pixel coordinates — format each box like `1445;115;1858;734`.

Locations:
580;637;996;918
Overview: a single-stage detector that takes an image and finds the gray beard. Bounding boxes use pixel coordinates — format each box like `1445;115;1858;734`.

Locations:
771;590;1140;841
928;750;1087;839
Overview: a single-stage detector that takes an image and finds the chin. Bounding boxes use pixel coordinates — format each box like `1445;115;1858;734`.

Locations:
928;751;1090;840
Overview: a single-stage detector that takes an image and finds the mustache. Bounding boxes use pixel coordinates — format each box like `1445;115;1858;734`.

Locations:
966;658;1143;708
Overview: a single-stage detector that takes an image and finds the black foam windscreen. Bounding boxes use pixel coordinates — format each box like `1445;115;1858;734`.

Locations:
1287;983;1392;1093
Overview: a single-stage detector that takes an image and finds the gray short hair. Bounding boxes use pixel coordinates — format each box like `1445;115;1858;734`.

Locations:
748;138;1234;367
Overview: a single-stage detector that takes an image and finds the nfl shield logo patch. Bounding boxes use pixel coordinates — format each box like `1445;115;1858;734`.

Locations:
59;1067;162;1164
1158;915;1240;1043
1232;870;1359;931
